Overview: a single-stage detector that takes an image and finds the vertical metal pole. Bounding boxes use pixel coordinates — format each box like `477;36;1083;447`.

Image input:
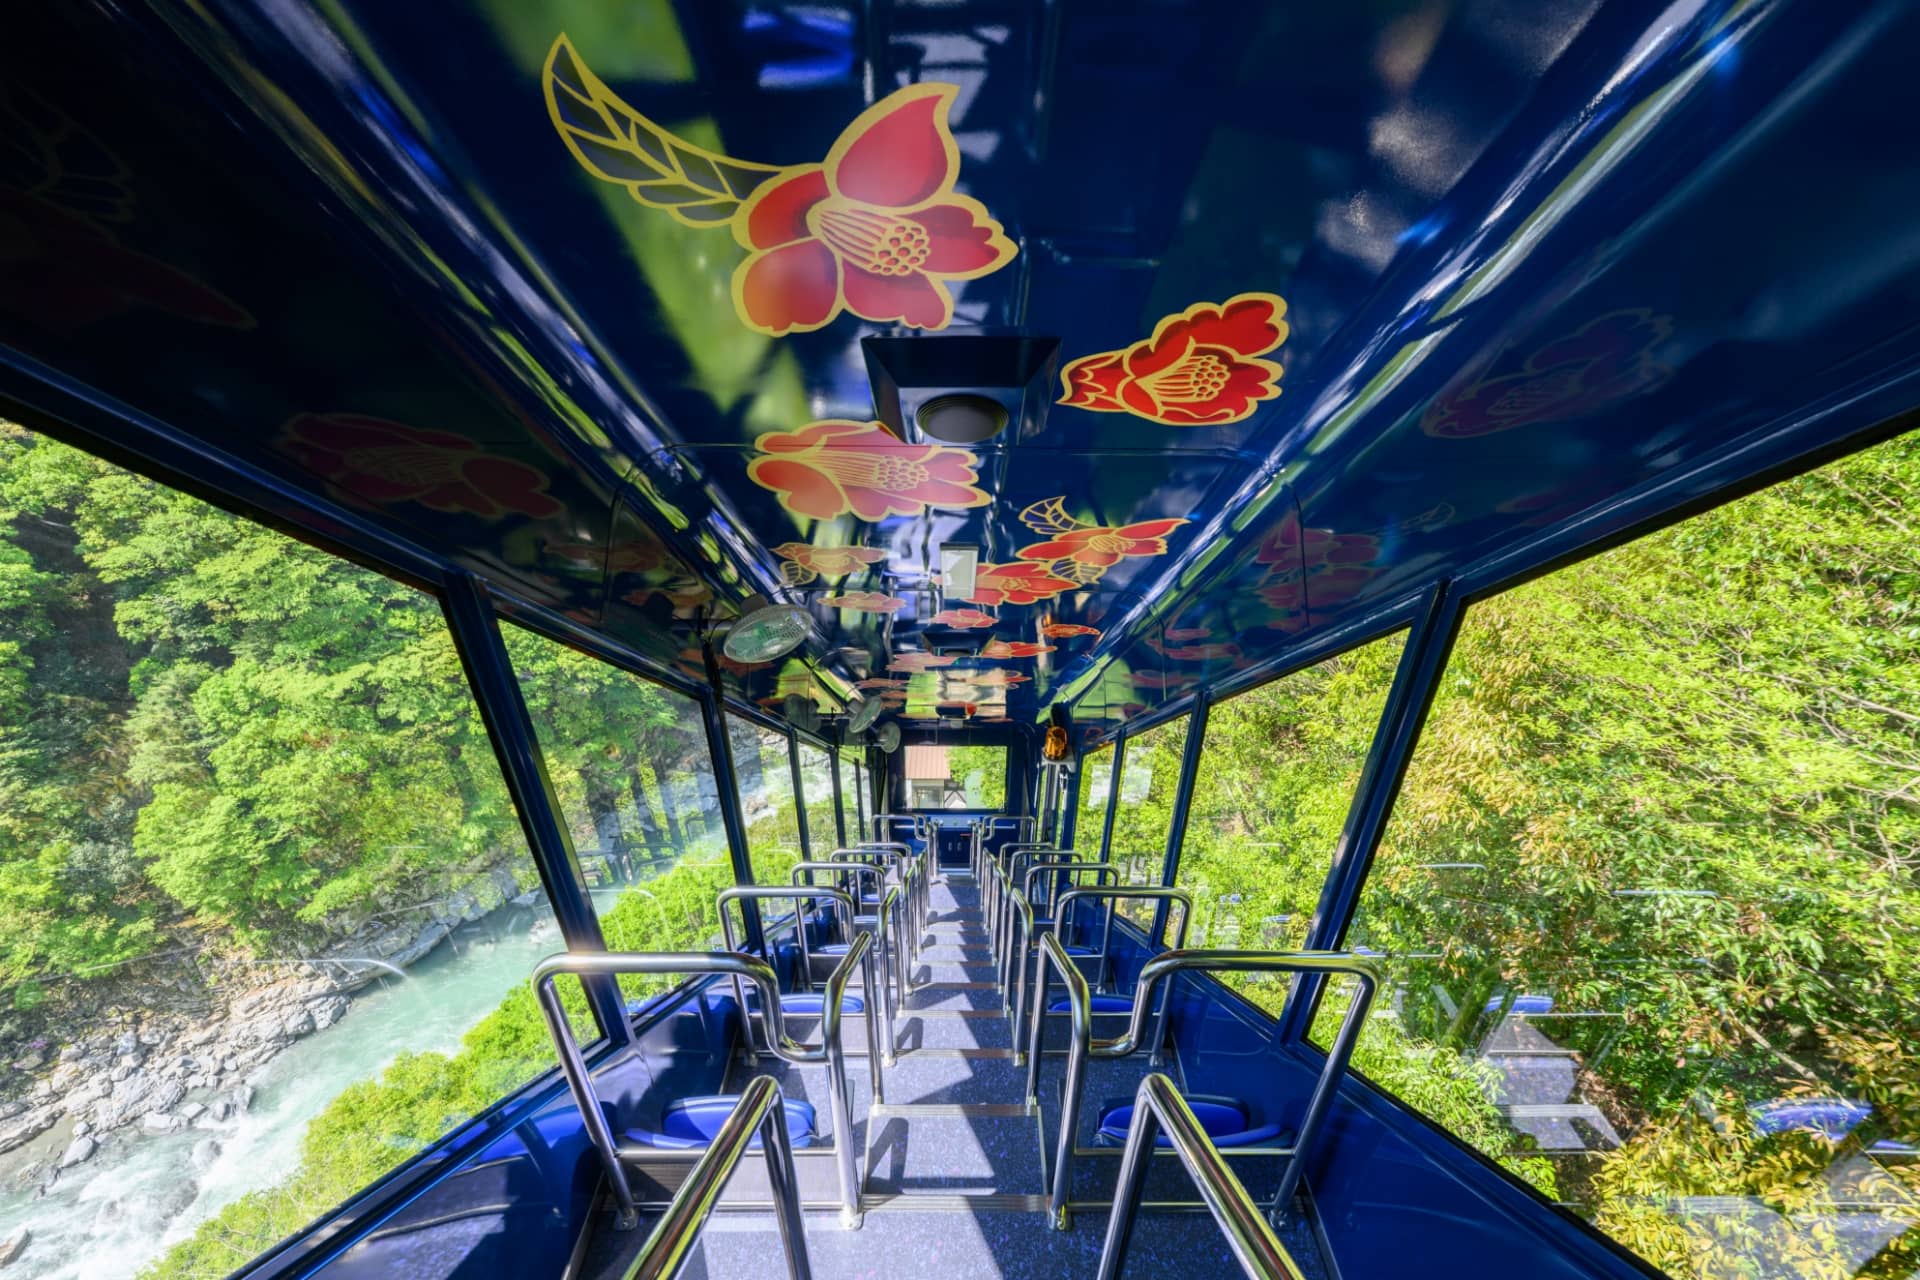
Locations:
829;749;848;848
698;648;766;955
442;576;629;1043
788;732;812;861
1150;696;1208;946
1097;733;1125;864
1275;582;1462;1045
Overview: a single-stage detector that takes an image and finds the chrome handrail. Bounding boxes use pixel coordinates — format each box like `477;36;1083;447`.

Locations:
719;884;854;1000
1020;886;1192;1056
991;842;1058;936
1025;942;1383;1228
1016;861;1118;962
1002;889;1036;1062
790;860;884;944
1096;1074;1305;1280
627;1074;814;1280
531;950;801;1231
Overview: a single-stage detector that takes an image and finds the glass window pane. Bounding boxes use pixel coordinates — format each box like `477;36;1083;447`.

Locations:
1174;633;1405;1015
503;623;732;1002
798;743;838;852
1105;716;1190;932
1076;747;1113;855
850;755;869;837
727;715;801;886
0;423;572;1276
1312;431;1920;1277
903;744;1006;809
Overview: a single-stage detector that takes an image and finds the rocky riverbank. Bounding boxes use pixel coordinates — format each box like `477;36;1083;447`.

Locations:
0;866;543;1227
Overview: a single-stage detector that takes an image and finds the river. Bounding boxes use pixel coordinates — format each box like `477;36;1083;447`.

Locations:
0;891;619;1279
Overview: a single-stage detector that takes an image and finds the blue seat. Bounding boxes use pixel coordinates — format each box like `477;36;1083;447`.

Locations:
625;1095;818;1150
745;989;865;1016
1094;1095;1283;1149
1050;993;1134;1014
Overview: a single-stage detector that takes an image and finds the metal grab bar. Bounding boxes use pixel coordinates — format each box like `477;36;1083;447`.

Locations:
790;862;900;1060
1001;889;1036;1063
717;887;881;1224
1019;886;1193;1066
628;1074;814;1280
1096;1074;1305;1280
1027;941;1381;1229
1014;861;1118;964
989;842;1057;935
532;950;808;1231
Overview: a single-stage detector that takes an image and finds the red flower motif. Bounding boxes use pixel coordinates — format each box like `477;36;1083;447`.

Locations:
749;420;989;521
1016;516;1186;570
856;678;908;691
1041;623;1101;639
889;652;957;672
979;640;1054;659
926;608;996;629
1253;510;1383;632
1163;625;1210;643
820;591;906;614
282;414;562;519
773;541;885;584
1423;310;1672;439
965;563;1075;607
732;84;1018;335
1130;669;1197;692
1057;293;1288;427
1149;638;1242;662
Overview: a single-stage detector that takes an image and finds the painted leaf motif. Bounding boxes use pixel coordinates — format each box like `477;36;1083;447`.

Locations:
544;35;780;226
1053;558;1106;586
1019;496;1085;538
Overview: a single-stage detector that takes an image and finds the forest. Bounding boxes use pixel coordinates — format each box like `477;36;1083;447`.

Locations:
1109;429;1920;1277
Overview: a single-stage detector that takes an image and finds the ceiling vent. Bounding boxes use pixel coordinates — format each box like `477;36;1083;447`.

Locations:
863;334;1061;445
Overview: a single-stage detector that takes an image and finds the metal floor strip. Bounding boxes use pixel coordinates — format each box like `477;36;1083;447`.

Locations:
896;1046;1016;1059
862;1193;1047;1213
871;1102;1035;1118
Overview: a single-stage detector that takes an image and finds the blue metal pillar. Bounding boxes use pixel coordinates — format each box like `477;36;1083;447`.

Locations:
1276;582;1463;1046
441;575;630;1043
787;731;812;860
829;748;848;848
697;649;766;955
1097;733;1125;864
1150;697;1209;945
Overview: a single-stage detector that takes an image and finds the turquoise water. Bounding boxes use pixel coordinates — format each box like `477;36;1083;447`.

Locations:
0;891;613;1280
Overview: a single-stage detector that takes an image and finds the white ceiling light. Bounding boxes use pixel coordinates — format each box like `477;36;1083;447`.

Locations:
939;543;979;600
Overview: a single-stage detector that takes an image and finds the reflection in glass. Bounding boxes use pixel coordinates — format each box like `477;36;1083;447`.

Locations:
728;715;802;886
1106;716;1190;933
1076;747;1113;856
798;742;838;852
1313;432;1920;1278
504;623;732;1001
1175;633;1405;1015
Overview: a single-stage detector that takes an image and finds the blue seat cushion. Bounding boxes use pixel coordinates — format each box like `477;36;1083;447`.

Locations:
779;991;864;1016
1050;993;1134;1014
1066;945;1098;957
626;1096;817;1150
1094;1095;1283;1149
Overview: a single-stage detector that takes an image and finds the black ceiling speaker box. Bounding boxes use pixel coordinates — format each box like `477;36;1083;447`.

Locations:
863;334;1062;446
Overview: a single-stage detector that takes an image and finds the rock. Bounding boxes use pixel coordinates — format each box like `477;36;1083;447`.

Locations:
0;1109;55;1155
387;921;451;968
177;1102;206;1123
138;1030;167;1049
72;1120;89;1138
190;1137;221;1169
112;1032;138;1057
12;1052;45;1072
58;1046;83;1063
57;1135;96;1168
231;1085;254;1116
185;1075;207;1091
220;1058;237;1074
0;1225;25;1267
204;1099;233;1124
0;1102;22;1122
185;1026;220;1049
307;996;348;1031
512;889;543;909
141;1112;187;1135
281;1008;315;1039
108;1062;133;1084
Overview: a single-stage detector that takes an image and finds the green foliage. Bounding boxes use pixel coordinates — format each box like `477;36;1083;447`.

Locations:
945;745;1008;808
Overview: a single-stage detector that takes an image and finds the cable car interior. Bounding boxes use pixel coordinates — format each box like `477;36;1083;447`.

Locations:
1;1;1917;1277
